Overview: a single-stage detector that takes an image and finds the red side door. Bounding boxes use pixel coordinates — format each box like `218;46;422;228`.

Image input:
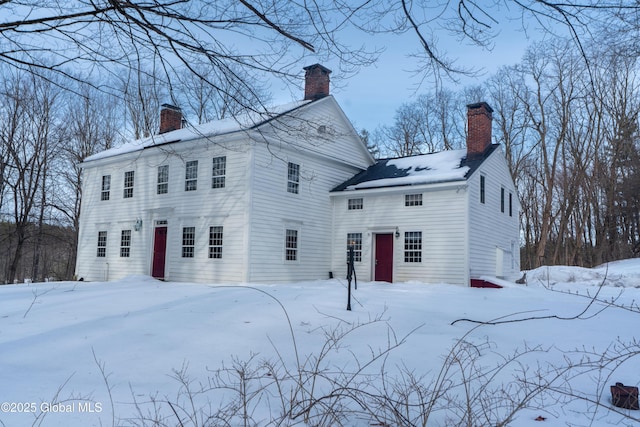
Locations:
374;233;394;282
152;227;167;279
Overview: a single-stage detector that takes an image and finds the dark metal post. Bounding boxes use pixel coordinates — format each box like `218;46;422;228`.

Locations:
347;245;354;311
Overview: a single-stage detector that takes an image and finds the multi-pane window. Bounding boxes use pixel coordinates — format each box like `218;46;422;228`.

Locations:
208;226;223;259
97;231;107;257
211;156;226;189
287;162;300;194
182;227;195;258
348;198;363;210
157;165;169;194
120;230;131;257
185;160;198;191
346;233;362;262
285;229;298;261
501;187;505;213
404;231;422;263
123;171;134;198
101;175;111;201
405;193;423;206
480;175;486;204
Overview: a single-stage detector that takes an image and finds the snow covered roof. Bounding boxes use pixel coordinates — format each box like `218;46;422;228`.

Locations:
83;100;312;163
332;144;499;191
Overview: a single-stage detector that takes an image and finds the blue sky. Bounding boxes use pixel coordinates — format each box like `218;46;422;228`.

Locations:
272;16;548;133
336;29;533;132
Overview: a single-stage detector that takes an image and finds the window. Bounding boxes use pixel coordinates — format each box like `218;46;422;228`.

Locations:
287;162;300;194
182;227;195;258
346;233;362;262
405;193;423;207
348;198;363;210
285;229;298;261
101;175;111;201
211;156;226;189
509;192;514;216
120;230;131;257
97;231;107;257
185;160;198;191
157;165;169;194
480;175;486;204
501;187;505;213
208;226;223;259
404;231;422;263
123;171;134;198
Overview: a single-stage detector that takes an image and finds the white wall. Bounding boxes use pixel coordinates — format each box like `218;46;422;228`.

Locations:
330;183;469;285
467;148;521;279
246;137;365;283
76;97;373;284
76;137;251;282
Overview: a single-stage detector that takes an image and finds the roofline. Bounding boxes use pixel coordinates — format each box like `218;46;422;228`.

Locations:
317;96;375;165
81;99;315;165
331;144;500;192
80;130;252;168
330;179;468;196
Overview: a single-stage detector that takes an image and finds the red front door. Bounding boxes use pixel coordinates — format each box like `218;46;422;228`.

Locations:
152;227;167;279
374;233;393;282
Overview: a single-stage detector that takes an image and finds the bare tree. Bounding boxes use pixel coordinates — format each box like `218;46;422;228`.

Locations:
373;90;467;157
417;90;465;151
120;68;165;140
514;41;587;267
174;65;272;124
590;51;640;263
0;67;60;282
0;1;636;101
50;81;125;278
376;101;427;157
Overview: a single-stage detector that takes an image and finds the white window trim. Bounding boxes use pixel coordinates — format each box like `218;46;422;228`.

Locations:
346;232;363;263
404;193;423;207
97;231;107;258
404;231;423;263
208;225;224;259
347;198;364;210
284;227;300;262
120;229;131;258
157;165;169;195
286;161;300;195
181;226;196;258
185;160;198;192
123;171;135;199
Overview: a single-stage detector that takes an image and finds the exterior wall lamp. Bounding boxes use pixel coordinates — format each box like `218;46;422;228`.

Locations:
395;227;400;239
134;218;143;231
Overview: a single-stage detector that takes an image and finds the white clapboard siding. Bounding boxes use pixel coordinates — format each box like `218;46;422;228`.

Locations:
255;96;373;170
76;96;373;283
246;136;365;283
330;183;468;285
76;138;253;282
466;148;520;279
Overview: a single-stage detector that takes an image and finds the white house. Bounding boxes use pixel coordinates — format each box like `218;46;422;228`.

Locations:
76;66;520;285
75;64;374;283
329;102;520;285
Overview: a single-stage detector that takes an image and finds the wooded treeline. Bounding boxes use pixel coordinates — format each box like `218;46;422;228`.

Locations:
371;40;640;270
0;65;268;283
1;37;639;282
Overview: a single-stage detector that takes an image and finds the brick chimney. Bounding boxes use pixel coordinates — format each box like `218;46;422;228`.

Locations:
159;104;183;134
466;102;493;157
304;64;332;100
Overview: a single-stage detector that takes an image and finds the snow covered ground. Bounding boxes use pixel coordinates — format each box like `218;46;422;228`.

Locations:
1;261;640;426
